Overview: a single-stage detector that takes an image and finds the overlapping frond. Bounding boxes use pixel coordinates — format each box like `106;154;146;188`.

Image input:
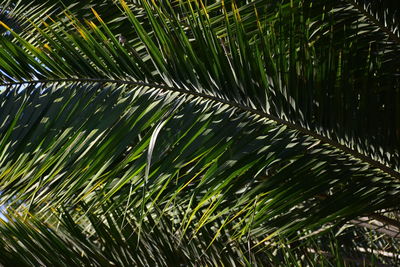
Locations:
1;204;400;266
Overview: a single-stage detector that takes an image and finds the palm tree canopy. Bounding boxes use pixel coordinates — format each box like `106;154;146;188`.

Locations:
0;0;399;265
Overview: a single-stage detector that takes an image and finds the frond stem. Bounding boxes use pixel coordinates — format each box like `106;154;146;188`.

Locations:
1;77;399;180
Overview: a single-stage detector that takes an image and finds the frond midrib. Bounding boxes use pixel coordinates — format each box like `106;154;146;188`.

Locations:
3;77;398;180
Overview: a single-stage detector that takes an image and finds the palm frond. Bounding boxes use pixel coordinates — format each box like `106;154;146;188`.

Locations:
1;80;399;249
346;0;400;44
0;0;399;264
